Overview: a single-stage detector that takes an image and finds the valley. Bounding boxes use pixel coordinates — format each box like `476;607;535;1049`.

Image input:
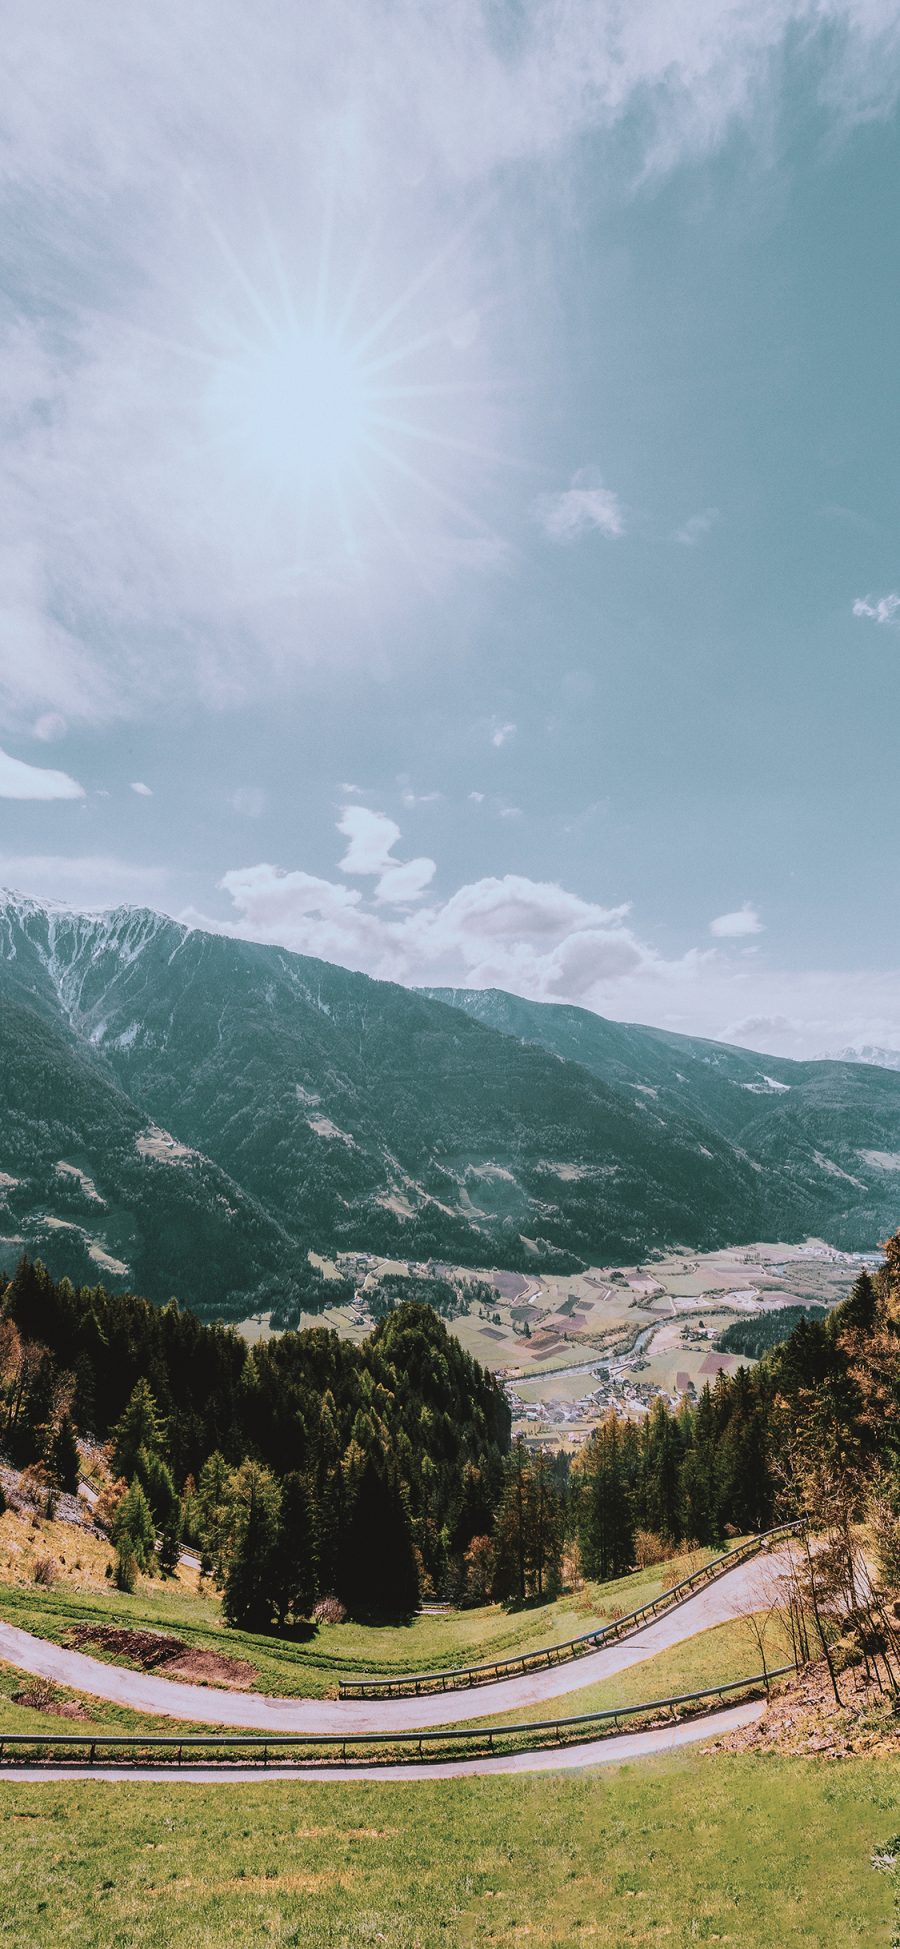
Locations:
251;1235;871;1445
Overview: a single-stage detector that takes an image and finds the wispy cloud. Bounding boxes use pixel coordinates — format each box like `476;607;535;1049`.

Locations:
130;780;152;797
0;747;84;801
2;6;900;727
709;903;763;938
853;593;900;625
675;508;719;546
491;721;516;749
33;713;67;742
534;472;624;544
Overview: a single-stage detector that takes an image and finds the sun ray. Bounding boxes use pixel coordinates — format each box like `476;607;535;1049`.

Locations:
365;410;533;473
360;431;503;540
348;202;490;362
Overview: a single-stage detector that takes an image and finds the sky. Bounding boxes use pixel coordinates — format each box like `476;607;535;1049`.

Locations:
3;0;900;1059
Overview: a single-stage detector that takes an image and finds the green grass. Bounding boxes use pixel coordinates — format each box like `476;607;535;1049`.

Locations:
0;1755;893;1945
0;1548;733;1698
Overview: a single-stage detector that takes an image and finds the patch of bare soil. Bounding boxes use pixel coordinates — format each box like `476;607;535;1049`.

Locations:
66;1625;257;1690
13;1681;89;1719
153;1648;258;1689
717;1661;900;1759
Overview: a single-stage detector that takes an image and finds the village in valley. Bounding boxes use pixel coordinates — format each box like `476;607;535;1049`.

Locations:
240;1237;879;1450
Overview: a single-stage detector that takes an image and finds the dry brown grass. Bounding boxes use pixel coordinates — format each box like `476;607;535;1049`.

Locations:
0;1506;201;1598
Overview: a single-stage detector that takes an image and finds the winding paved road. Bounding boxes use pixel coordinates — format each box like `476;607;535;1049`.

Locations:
0;1550;787;1734
0;1699;764;1781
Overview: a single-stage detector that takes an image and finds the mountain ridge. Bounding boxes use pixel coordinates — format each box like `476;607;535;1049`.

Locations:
1;891;898;1315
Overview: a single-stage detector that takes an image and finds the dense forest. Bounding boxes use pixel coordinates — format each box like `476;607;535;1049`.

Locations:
2;1244;900;1630
716;1304;826;1362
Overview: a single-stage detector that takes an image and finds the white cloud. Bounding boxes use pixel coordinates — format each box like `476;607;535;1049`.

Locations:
853;593;900;625
336;804;436;906
0;746;84;801
675;508;719;546
469;790;485;803
337;806;402;876
130;780;152;797
491;722;516;749
375;857;436;904
709;903;763;938
197;852;657;1004
533;472;624;544
499;805;524;820
399;787;442;808
1;6;899;723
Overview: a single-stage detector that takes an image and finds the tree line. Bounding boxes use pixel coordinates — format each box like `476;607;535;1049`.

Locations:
3;1245;900;1632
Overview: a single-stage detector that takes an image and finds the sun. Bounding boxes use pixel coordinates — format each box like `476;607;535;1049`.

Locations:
210;327;369;491
185;209;509;573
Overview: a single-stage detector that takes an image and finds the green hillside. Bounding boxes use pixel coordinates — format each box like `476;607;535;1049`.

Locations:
2;892;900;1316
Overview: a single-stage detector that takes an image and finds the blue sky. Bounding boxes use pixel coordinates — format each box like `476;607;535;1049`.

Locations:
3;1;900;1056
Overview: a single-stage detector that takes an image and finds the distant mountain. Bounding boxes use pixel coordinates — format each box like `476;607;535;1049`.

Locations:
830;1045;900;1073
422;985;900;1251
1;891;897;1317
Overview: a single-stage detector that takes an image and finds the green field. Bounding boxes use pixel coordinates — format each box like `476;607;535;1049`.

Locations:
0;1756;893;1946
0;1549;734;1698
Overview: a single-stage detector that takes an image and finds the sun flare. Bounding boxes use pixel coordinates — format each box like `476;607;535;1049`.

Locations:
188;212;508;574
210;328;369;490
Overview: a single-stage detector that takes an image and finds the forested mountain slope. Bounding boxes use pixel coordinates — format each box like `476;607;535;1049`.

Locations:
424;986;900;1250
1;892;897;1315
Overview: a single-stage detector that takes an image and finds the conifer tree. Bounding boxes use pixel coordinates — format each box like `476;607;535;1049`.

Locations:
222;1461;283;1631
50;1413;80;1495
111;1380;166;1480
275;1471;319;1622
112;1478;156;1572
575;1413;636;1579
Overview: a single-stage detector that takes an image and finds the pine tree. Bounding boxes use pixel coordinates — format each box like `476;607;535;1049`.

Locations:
112;1478;156;1572
679;1384;722;1545
50;1414;80;1495
640;1398;684;1544
111;1380;166;1480
835;1268;878;1338
491;1439;530;1602
195;1450;233;1580
337;1449;419;1619
157;1509;182;1578
134;1445;178;1527
576;1413;635;1579
222;1461;283;1631
275;1472;319;1623
523;1447;564;1598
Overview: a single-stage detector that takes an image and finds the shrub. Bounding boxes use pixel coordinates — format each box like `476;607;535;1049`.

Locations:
633;1528;669;1568
661;1545;706;1589
312;1594;347;1625
463;1534;495;1606
32;1556;56;1587
94;1476;128;1534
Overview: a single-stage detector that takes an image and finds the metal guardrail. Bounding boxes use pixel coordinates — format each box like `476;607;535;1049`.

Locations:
0;1667;795;1771
339;1521;805;1699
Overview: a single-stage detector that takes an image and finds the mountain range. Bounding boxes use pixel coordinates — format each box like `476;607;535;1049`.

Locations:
1;890;898;1317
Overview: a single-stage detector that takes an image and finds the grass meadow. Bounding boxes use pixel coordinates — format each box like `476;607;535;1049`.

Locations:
0;1753;894;1946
